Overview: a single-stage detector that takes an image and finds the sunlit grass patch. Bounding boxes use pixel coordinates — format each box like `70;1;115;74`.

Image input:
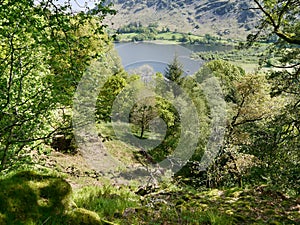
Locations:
73;185;140;221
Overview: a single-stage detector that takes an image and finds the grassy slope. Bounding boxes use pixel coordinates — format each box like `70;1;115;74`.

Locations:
23;119;299;224
1;134;299;224
68;123;300;224
118;185;300;224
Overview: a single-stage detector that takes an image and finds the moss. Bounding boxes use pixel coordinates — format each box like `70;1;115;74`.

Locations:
268;221;282;225
0;170;72;224
66;208;102;225
0;213;6;224
74;185;139;220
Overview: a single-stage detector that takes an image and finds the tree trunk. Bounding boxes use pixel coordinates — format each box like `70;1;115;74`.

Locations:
140;125;144;139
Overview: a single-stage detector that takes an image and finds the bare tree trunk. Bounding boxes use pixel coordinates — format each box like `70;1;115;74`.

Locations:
140;125;145;139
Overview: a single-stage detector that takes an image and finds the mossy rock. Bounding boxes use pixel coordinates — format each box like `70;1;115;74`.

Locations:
0;171;72;224
66;208;102;225
0;213;6;224
268;221;282;225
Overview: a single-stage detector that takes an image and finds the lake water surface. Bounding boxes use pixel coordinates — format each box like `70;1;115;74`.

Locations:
114;42;232;76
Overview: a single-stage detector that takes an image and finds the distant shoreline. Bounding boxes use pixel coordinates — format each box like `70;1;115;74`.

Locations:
113;39;235;47
114;39;180;45
111;30;239;47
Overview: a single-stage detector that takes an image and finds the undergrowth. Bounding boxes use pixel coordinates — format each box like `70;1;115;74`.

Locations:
0;170;299;225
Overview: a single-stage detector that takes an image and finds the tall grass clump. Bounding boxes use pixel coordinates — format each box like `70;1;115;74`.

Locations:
73;185;140;221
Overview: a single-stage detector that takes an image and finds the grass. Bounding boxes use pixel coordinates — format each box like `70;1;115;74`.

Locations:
1;122;298;224
73;185;140;222
96;121;166;163
118;185;300;224
0;166;299;224
156;32;203;42
96;122;140;167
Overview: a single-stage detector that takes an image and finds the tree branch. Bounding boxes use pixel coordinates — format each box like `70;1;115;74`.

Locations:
274;31;300;45
268;62;300;69
253;0;278;29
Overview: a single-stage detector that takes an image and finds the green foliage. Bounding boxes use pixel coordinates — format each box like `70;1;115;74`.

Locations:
178;34;189;43
130;97;158;139
0;0;115;171
117;23;159;41
164;55;184;97
194;44;266;65
2;170;297;225
190;60;283;188
249;0;300;45
164;56;184;84
65;208;102;225
96;73;128;122
117;22;157;34
148;75;211;163
148;124;181;162
115;21;228;44
196;59;245;103
118;184;299;224
243;112;300;195
244;0;300;193
3;0;300;224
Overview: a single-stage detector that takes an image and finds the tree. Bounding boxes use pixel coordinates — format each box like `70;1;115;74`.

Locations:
0;0;115;171
246;0;300;192
196;60;245;104
130;97;158;139
249;0;300;45
193;60;284;188
96;73;128;122
165;56;184;84
248;0;299;100
224;73;282;146
164;56;184;96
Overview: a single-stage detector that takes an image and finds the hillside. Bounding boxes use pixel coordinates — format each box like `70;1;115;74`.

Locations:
106;0;259;40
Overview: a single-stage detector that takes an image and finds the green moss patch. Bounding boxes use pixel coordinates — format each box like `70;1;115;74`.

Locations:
0;171;72;224
0;171;112;225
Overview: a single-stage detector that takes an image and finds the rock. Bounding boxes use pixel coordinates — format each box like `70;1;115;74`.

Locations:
51;133;77;154
66;208;102;225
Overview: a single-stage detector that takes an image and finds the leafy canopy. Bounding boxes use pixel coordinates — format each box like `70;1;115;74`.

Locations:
0;0;115;171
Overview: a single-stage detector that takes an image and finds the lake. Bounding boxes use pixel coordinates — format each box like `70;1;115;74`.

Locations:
114;42;232;76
